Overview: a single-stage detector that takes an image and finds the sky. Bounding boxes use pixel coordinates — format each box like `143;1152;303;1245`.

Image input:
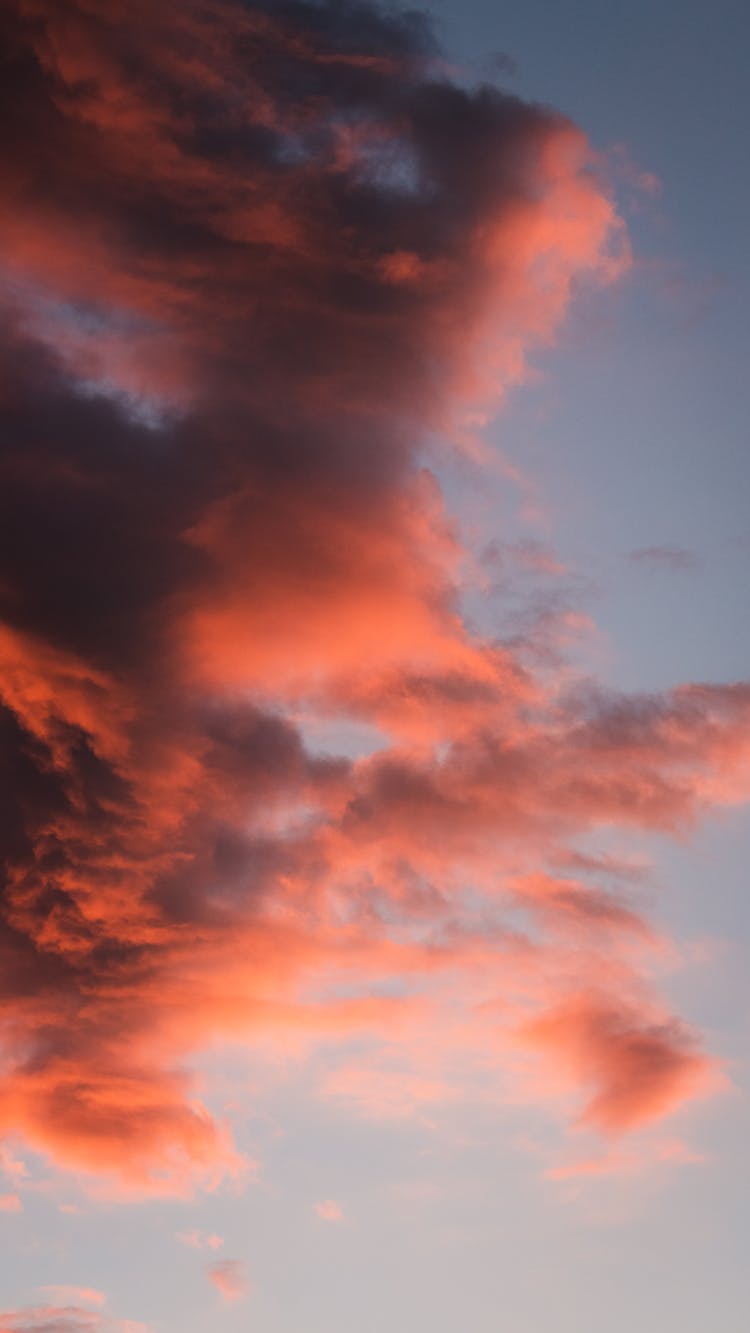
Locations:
0;2;748;1331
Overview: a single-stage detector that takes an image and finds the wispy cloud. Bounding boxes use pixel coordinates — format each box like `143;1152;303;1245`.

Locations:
207;1261;249;1303
176;1230;224;1251
40;1293;106;1312
629;545;700;573
0;1309;147;1333
544;1137;707;1182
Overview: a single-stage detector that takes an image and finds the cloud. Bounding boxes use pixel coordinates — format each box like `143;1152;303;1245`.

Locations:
0;1145;27;1184
176;1230;224;1251
0;1310;146;1333
320;1063;458;1121
629;546;700;573
520;992;717;1132
207;1260;249;1303
0;1194;22;1213
544;1137;706;1182
315;1199;344;1222
0;0;742;1198
40;1294;105;1312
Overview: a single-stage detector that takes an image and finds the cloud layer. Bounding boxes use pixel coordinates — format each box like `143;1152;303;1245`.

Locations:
0;0;747;1195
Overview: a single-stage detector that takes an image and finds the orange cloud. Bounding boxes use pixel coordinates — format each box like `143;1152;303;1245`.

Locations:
0;0;743;1201
520;992;718;1133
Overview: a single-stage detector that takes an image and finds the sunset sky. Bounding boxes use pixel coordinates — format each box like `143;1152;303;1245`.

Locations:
1;2;748;1331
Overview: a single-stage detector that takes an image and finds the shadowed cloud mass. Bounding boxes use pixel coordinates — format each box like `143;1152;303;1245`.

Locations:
0;0;747;1199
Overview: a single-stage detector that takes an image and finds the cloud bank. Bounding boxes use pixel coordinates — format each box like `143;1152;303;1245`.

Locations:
0;0;747;1195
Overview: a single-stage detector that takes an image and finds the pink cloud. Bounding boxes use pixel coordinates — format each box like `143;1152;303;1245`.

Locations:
320;1063;458;1122
520;992;720;1133
0;0;742;1203
315;1200;344;1222
0;1309;147;1333
207;1260;249;1303
40;1293;105;1311
544;1136;707;1182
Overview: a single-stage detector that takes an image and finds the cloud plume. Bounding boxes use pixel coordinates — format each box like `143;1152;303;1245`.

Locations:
0;0;745;1195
